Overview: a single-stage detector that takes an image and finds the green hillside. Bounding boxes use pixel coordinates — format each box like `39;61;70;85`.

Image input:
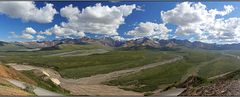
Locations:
0;49;175;78
1;43;240;95
106;49;222;92
0;42;28;51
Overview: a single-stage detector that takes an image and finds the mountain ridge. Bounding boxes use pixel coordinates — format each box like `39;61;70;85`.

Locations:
2;37;240;51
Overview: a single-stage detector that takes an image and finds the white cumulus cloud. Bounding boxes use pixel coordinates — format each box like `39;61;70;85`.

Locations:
36;35;46;40
23;27;37;34
161;2;239;44
161;2;234;26
126;22;171;39
60;4;80;20
19;33;34;39
44;25;85;38
59;3;136;36
40;3;136;39
0;1;57;23
10;27;37;40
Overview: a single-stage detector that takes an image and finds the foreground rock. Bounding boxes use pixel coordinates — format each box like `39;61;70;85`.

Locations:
180;53;240;96
180;80;240;96
180;69;240;96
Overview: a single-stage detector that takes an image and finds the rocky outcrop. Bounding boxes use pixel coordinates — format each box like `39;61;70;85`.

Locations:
180;69;240;96
176;76;206;88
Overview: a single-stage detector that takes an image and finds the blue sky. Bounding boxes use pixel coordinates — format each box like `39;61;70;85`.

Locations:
0;1;240;44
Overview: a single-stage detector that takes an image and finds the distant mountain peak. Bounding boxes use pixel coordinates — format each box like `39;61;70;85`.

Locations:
2;37;240;51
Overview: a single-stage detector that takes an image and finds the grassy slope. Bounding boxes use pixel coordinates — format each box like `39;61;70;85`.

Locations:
0;44;107;56
2;44;239;93
0;44;28;51
60;50;175;78
0;44;175;78
198;52;240;78
106;49;221;92
224;50;240;56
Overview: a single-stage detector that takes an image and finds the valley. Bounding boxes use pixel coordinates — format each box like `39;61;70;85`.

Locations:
1;50;181;95
0;38;240;96
2;1;240;96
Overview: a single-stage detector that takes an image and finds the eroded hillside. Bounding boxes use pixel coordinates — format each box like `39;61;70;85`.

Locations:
0;64;36;96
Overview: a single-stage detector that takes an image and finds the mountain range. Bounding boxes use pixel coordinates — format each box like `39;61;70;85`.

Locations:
1;37;240;51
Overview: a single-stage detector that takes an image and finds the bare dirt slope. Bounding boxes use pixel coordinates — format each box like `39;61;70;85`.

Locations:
0;64;62;96
0;65;36;85
0;65;36;96
0;78;33;96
